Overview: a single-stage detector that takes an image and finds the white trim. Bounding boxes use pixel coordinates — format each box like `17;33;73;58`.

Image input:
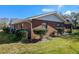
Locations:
25;12;57;20
25;12;65;22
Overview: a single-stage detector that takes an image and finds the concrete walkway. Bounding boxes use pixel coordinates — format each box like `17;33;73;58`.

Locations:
0;30;3;32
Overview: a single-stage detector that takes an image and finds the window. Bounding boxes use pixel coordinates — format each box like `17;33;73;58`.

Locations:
57;24;60;27
42;22;47;29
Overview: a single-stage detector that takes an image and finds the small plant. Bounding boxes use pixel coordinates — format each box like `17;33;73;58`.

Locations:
66;29;72;34
33;28;47;40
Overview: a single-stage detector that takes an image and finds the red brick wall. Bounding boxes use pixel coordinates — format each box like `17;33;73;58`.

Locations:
32;19;62;29
11;19;64;39
32;19;59;39
32;19;43;28
12;22;31;31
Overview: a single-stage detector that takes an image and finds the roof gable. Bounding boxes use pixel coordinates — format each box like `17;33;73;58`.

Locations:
12;12;66;24
25;12;65;22
34;14;63;22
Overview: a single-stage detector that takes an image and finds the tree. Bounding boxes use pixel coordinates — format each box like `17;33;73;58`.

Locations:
71;12;79;28
0;18;9;29
65;19;73;33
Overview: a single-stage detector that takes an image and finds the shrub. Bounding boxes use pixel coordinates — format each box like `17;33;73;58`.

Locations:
0;29;28;43
3;26;16;34
9;27;16;34
15;29;28;42
33;28;47;40
3;27;10;33
34;28;47;35
0;32;17;44
66;29;72;34
72;30;79;35
8;33;17;42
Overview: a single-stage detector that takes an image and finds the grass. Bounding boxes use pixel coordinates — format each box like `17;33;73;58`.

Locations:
0;30;79;53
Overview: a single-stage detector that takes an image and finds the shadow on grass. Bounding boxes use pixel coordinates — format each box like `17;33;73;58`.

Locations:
30;39;42;43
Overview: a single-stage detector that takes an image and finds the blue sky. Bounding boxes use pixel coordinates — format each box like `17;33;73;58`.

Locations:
0;5;79;18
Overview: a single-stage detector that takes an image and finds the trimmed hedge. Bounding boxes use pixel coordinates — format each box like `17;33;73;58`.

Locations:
33;28;48;40
33;29;47;35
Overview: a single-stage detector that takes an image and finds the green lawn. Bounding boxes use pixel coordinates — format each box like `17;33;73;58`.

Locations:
0;30;79;54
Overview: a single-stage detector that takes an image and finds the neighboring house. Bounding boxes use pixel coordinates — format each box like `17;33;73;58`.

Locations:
11;12;66;39
64;18;74;29
64;18;79;29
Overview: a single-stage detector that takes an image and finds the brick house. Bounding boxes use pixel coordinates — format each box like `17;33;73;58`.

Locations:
11;12;66;39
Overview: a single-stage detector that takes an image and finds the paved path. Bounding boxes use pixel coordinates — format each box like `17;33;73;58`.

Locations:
0;30;3;32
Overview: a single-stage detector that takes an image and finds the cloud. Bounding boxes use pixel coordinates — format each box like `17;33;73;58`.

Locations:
41;5;64;12
42;8;54;12
58;5;63;8
57;5;63;10
63;10;72;15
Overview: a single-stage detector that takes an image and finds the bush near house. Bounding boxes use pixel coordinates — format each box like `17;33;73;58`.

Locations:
15;29;28;42
2;27;29;43
33;28;48;40
65;29;72;34
2;27;10;33
0;32;16;44
3;27;16;34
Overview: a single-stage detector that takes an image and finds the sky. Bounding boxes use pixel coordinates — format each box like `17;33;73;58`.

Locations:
0;5;79;18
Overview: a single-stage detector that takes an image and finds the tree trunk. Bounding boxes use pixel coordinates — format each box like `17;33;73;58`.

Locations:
75;19;77;29
70;24;72;34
